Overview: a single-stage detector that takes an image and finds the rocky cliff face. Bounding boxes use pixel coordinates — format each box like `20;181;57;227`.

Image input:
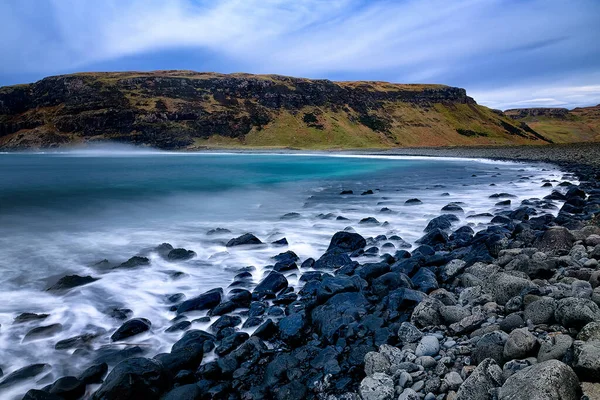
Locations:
505;105;600;144
505;108;570;119
0;71;549;150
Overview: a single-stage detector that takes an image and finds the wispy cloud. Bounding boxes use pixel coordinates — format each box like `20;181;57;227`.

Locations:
1;0;599;109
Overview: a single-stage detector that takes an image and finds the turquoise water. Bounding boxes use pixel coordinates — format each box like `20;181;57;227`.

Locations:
0;149;564;397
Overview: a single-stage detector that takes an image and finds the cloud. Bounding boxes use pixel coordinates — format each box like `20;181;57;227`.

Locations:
1;0;599;109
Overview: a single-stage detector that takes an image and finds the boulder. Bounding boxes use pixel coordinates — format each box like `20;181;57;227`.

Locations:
115;256;150;269
503;328;538;360
328;231;366;253
176;288;222;314
226;233;263;247
578;321;600;341
92;357;168;400
0;364;51;389
537;333;573;363
555;297;600;329
47;275;99;291
415;335;440;357
111;318;151;342
313;250;354;270
573;340;600;381
473;331;508;366
253;271;288;296
167;248;196;261
498;360;580;400
524;297;556;325
78;362;108;384
535;227;576;252
397;322;423;344
487;273;537;305
456;358;503;400
359;372;395;400
48;376;85;400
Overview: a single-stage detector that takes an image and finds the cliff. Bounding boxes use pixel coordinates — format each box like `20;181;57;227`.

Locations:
0;71;551;150
505;105;600;143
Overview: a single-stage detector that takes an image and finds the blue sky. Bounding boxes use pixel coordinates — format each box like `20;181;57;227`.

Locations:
1;0;599;110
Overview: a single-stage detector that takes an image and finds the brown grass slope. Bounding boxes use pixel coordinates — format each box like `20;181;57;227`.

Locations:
505;105;600;144
0;70;553;150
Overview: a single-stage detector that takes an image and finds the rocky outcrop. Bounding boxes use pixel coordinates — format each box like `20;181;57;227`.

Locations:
0;71;549;149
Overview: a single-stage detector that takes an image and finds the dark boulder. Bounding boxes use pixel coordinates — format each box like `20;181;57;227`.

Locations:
14;313;49;324
253;271;288;297
210;315;242;333
405;198;423;205
424;214;458;232
161;384;203;400
311;292;369;343
78;362;108;384
115;256;150;269
111;318;151;342
47;275;99;292
416;228;449;247
0;364;51;389
171;330;215;354
355;262;390;281
48;376;86;400
22;390;62;400
327;231;366;253
313;250;354;270
92;357;168;400
24;324;63;341
411;268;439;293
167;248;196;261
317;276;362;303
272;237;288;246
176;288;222;314
253;319;279;340
227;288;252;306
441;203;464;213
278;311;307;343
226;233;263;247
215;332;249;356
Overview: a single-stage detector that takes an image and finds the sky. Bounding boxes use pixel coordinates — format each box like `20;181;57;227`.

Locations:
1;0;599;110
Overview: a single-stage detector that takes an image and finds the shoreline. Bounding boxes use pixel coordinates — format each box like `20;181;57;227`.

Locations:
2;148;600;399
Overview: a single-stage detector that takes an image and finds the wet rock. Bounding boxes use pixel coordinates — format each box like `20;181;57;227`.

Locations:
78;362;108;384
456;358;503;400
161;384;202;400
14;312;49;324
214;332;249;356
23;323;63;341
442;203;464;213
207;228;231;235
405;198;422;205
425;214;459;232
340;190;353;195
253;271;288;297
537;333;573;363
503;328;538;360
0;364;51;389
359;217;380;225
167;248;196;261
111;318;151;341
498;360;580;400
165;320;191;333
555;297;600;329
177;288;222;314
92;357;168;400
272;237;288;246
359;372;395;400
115;256;150;269
22;390;62;400
210;315;242;333
226;233;263;247
415;228;449;247
55;333;97;349
313;250;354;270
361;190;374;195
411;268;438;293
281;212;301;220
311;292;369;343
48;376;85;400
47;275;99;292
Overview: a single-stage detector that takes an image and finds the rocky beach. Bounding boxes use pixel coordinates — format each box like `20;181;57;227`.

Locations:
0;144;597;400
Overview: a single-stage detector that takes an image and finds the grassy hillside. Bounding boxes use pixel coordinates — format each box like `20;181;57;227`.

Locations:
0;71;552;150
505;105;600;144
